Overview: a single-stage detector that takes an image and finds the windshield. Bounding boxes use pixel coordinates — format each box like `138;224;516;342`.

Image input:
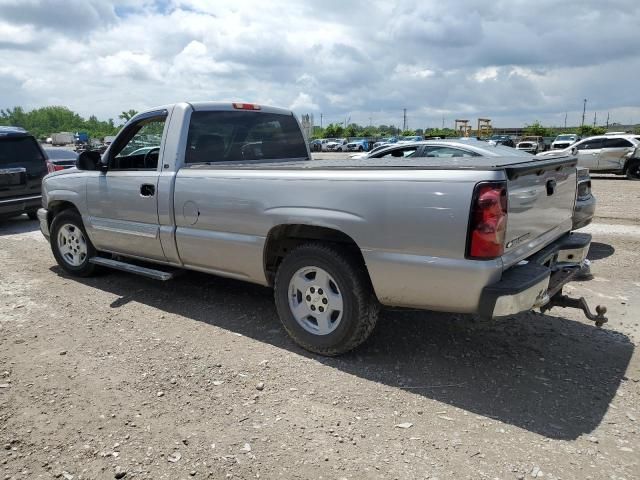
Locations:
556;135;575;141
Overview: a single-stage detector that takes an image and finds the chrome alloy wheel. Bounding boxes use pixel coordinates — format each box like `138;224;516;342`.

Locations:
57;223;88;267
288;266;344;335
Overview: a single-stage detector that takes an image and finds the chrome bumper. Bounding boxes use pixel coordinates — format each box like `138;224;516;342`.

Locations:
37;208;50;240
480;232;591;318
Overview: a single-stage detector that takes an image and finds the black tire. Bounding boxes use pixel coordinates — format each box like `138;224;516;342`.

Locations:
50;209;97;277
26;210;38;220
274;243;379;356
626;160;640;180
358;146;364;151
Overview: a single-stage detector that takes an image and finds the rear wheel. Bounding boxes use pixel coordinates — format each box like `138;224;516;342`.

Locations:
50;209;97;277
274;243;379;356
626;160;640;180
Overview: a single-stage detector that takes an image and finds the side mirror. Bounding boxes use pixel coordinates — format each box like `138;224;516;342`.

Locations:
76;150;102;171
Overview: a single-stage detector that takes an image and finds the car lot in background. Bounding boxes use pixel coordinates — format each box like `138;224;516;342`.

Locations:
0;126;48;220
488;134;516;147
552;133;580;150
516;135;545;154
537;134;640;179
43;147;78;170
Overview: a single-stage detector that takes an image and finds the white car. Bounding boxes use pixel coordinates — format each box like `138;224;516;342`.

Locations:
326;138;348;152
537;134;640;179
551;134;580;150
516;136;545;154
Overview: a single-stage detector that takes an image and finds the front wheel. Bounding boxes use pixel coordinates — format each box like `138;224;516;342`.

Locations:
274;243;379;356
626;160;640;180
50;209;97;277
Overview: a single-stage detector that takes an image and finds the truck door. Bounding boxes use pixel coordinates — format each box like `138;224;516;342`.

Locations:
85;110;170;260
574;137;603;170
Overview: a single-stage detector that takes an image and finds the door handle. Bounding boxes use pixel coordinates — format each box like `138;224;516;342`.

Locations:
140;184;155;197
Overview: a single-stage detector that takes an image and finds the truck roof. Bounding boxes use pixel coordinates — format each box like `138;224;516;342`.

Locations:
156;101;294;116
0;126;29;137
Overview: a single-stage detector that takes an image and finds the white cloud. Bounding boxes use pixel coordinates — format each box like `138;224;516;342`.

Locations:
0;0;638;127
289;92;319;112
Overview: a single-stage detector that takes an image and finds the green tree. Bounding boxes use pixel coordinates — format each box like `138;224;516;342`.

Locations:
324;123;344;137
401;129;416;136
119;109;139;122
344;124;358;138
424;128;456;138
524;121;551;137
575;125;607;137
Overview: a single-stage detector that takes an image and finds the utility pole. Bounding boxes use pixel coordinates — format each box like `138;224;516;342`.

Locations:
402;108;407;132
593;112;597;127
581;99;587;127
442;115;445;129
564;112;567;129
606;112;610;129
320;113;323;129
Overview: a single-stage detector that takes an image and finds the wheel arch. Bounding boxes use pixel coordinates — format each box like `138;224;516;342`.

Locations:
47;200;80;228
263;224;368;287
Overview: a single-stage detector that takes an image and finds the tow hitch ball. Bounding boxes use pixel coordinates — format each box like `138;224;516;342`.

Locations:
541;292;608;327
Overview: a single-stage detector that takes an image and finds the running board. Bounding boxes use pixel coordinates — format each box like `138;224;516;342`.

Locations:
89;257;175;281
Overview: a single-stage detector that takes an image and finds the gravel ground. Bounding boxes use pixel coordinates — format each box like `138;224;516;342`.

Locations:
0;176;638;480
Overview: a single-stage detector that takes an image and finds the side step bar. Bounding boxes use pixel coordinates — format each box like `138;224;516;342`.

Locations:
89;257;175;281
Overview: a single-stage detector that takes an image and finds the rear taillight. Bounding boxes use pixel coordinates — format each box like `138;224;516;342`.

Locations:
46;159;56;173
467;182;508;259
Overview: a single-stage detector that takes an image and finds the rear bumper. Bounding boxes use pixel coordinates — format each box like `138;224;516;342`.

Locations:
37;208;50;240
479;232;591;318
0;194;41;217
573;194;596;230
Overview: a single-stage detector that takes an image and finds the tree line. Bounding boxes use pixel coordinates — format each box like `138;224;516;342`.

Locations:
0;106;140;141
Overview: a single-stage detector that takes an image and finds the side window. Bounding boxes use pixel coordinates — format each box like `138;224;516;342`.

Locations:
576;139;602;150
422;146;479;158
603;138;633;149
185;111;308;164
374;146;418;158
110;116;167;170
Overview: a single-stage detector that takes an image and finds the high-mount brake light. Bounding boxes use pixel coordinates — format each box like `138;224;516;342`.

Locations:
232;103;261;111
466;182;508;259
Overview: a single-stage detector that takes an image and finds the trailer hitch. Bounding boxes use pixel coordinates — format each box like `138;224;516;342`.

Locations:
541;291;608;327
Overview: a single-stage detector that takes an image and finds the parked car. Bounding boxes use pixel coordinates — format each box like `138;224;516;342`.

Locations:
537;134;640;180
346;139;369;152
43;147;78;171
516;136;545;154
319;138;337;152
488;135;515;147
551;134;580;150
0;126;51;220
309;139;322;152
360;139;595;230
326;138;348;152
38;101;605;356
373;136;398;149
400;135;424;142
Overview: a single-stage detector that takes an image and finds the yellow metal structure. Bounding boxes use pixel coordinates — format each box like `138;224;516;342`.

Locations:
477;118;492;138
455;119;471;137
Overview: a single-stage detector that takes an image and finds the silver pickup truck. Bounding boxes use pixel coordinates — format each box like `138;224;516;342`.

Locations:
37;102;607;355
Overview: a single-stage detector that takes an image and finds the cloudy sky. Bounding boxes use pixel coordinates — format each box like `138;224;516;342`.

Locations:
0;0;638;129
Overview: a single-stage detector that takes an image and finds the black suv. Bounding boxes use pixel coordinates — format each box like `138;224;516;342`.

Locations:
0;127;49;220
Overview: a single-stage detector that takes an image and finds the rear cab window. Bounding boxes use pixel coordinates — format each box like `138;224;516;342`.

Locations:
0;135;46;168
185;111;308;164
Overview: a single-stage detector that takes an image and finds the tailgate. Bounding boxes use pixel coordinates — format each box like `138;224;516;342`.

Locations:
502;157;577;267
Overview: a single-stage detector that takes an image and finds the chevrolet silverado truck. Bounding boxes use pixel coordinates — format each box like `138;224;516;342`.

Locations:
37;102;607;355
